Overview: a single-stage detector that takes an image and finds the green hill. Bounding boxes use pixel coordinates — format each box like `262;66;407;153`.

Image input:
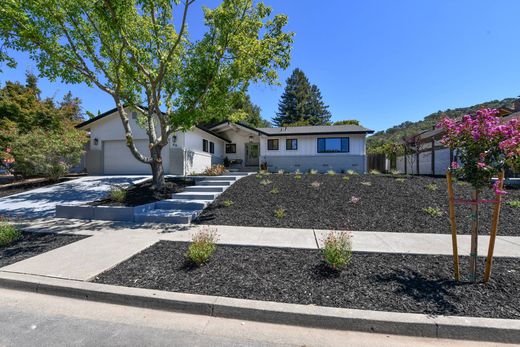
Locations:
367;97;517;149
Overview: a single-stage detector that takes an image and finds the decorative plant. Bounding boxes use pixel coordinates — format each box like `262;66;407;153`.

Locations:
295;169;302;175
506;200;520;208
202;164;227;176
186;227;219;266
395;178;406;183
310;181;321;188
369;169;381;175
294;174;302;180
360;181;372;186
274;207;286;218
109;186;127;203
426;183;438;191
346;169;358;175
277;169;285;175
390;169;401;175
0;221;22;247
260;179;272;186
269;187;279;194
322;231;352;271
422;206;443;217
223;157;231;168
309;169;318;175
222;199;234;207
256;174;263;179
437;108;520;282
343;176;350;181
350;196;360;204
327;169;335;176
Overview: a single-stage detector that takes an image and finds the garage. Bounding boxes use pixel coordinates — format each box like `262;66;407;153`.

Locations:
102;140;169;175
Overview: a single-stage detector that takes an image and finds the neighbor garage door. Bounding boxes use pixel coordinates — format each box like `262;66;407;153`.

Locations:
103;140;170;175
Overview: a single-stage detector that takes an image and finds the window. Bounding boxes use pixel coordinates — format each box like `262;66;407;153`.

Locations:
267;139;279;150
203;139;208;152
210;141;215;154
286;139;298;150
317;137;349;153
225;144;236;153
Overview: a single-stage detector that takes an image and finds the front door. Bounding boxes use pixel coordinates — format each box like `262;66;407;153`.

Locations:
245;143;260;166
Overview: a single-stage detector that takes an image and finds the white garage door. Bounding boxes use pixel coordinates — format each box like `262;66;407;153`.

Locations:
103;140;170;175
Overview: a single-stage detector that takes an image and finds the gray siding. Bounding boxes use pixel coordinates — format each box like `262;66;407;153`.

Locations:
265;155;365;173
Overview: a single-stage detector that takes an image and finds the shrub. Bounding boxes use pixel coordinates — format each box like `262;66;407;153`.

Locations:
0;222;22;247
269;187;279;194
277;169;284;175
223;157;230;168
506;200;520;208
390;169;401;175
259;170;271;176
360;181;372;186
294;174;302;180
260;179;272;186
456;180;471;187
322;231;352;270
255;174;263;179
109;186;127;203
395;178;406;183
426;183;438;191
294;169;301;175
327;169;336;176
202;164;227;176
186;227;219;266
309;169;318;175
343;176;350;182
310;181;321;188
422;207;443;217
222;199;234;207
369;169;381;175
274;207;286;218
346;169;358;175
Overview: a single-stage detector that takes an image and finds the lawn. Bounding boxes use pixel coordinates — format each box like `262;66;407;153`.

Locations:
196;173;520;236
93;240;520;319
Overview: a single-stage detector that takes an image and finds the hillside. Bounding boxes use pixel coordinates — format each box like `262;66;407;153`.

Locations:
367;97;517;149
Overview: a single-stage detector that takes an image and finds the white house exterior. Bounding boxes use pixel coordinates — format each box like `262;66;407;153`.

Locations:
77;107;374;175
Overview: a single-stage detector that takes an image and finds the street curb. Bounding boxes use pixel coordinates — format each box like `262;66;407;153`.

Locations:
1;271;519;344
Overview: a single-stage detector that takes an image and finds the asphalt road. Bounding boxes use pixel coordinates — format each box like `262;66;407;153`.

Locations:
0;288;513;347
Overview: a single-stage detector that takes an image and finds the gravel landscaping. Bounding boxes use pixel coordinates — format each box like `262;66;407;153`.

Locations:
195;174;520;235
93;241;520;319
0;232;88;268
89;177;195;207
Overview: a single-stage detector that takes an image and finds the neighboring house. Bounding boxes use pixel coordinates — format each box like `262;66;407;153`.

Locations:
393;100;520;176
77;106;374;175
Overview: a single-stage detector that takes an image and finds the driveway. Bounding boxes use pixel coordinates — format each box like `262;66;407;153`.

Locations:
0;176;149;219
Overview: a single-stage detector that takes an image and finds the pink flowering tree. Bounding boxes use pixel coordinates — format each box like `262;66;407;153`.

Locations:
437;108;520;193
437;108;520;282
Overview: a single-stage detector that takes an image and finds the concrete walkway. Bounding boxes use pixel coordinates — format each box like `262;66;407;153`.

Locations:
0;176;149;219
1;218;519;281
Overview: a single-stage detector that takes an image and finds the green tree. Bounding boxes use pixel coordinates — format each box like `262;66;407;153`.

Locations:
232;94;271;128
333;119;360;126
0;75;87;179
0;0;293;189
273;68;330;126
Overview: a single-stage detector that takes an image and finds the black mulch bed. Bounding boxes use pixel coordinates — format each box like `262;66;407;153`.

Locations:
195;174;520;236
93;241;520;319
90;177;195;207
0;177;78;198
0;232;88;268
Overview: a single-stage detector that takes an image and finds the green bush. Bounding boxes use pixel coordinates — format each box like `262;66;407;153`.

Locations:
269;187;279;194
309;169;318;175
322;231;352;270
274;207;286;218
0;223;22;247
109;186;127;203
202;164;227;176
426;183;438;191
260;179;272;186
346;169;358;175
422;206;443;217
222;199;234;207
294;174;302;180
310;181;321;188
369;169;381;175
506;200;520;208
186;228;219;266
342;176;350;182
327;169;336;176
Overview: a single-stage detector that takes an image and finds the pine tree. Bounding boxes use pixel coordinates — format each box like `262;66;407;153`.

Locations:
274;68;331;126
233;94;271;128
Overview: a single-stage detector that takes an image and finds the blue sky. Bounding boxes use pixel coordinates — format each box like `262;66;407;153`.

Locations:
1;0;519;133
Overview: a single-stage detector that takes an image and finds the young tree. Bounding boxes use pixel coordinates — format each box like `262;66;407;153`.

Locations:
273;68;330;126
0;0;293;189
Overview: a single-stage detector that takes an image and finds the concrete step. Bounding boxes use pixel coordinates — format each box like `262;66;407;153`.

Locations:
197;180;231;186
171;192;219;200
199;176;238;181
184;186;226;193
154;200;209;210
134;209;198;224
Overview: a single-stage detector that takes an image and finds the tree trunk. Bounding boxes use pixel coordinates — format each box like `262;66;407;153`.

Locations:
150;146;166;190
469;190;480;283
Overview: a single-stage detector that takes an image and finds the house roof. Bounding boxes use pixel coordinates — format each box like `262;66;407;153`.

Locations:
76;106;231;143
257;124;374;136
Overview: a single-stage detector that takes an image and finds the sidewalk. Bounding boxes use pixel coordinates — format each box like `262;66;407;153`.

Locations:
1;218;519;282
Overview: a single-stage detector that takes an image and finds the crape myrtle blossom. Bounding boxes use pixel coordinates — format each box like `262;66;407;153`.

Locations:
436;108;520;193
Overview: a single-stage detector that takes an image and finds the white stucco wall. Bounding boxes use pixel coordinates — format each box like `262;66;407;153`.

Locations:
219;129;257;163
259;133;366;157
